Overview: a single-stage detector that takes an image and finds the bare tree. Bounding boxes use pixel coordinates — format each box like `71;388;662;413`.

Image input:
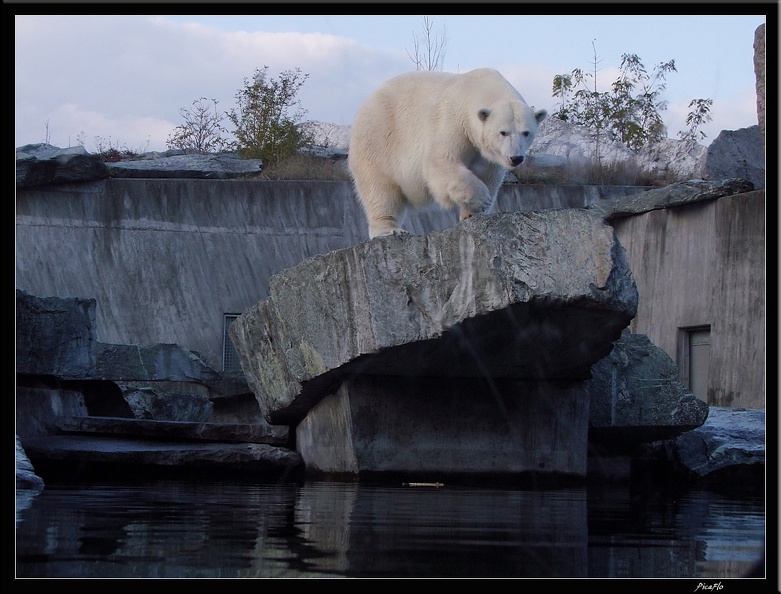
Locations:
167;97;233;155
407;16;446;71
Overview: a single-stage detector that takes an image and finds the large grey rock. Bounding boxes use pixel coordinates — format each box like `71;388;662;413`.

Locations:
587;331;709;445
704;126;765;189
754;24;766;148
528;116;637;166
231;209;638;424
15;144;109;188
667;407;764;482
15;387;89;441
115;381;213;422
635;138;707;181
16;289;97;378
305;120;352;150
106;153;263;179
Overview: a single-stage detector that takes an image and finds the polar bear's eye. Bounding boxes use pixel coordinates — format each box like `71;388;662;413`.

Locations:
522;131;530;137
500;131;509;136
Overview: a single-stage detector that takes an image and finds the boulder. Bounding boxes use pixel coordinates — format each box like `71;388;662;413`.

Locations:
16;289;97;378
231;208;638;425
528;116;637;166
304;120;352;150
15;144;109;188
635;138;707;181
703;126;765;189
754;24;766;148
664;407;765;484
115;381;213;422
15;387;89;441
587;331;709;446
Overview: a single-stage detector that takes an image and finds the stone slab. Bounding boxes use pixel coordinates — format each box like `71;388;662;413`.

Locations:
23;435;302;473
55;415;289;445
231;209;637;425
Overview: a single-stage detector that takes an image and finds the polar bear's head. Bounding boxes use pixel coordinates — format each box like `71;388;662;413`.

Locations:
477;101;547;170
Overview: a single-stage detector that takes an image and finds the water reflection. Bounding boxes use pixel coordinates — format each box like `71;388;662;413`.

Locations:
15;479;764;579
297;482;588;577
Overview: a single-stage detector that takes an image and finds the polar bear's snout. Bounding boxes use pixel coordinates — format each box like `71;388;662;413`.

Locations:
510;156;524;166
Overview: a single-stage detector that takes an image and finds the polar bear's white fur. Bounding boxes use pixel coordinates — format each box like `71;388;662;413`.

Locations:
348;68;547;238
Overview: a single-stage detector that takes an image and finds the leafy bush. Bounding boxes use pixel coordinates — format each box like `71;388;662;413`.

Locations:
553;44;712;154
227;67;314;165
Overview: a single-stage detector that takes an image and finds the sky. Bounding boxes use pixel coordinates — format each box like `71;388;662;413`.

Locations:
14;13;769;153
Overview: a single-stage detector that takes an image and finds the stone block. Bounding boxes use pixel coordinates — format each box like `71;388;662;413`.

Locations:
587;331;709;447
296;375;589;477
754;24;765;148
704;126;765;189
16;289;97;378
16;387;89;442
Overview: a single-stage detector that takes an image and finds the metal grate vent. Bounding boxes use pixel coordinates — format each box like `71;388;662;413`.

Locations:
222;314;242;372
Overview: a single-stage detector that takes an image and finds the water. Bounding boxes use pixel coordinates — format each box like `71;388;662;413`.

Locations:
15;478;765;579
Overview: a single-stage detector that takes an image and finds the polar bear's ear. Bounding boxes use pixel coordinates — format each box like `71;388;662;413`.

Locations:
534;109;548;124
478;108;491;122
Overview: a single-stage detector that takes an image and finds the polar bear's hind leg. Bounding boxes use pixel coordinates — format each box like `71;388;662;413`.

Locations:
355;176;409;239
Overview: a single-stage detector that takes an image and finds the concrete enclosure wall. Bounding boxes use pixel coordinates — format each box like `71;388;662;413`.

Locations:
15;180;764;407
614;190;766;408
15;179;644;370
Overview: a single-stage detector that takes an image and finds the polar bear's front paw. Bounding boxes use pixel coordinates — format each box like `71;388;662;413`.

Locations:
371;227;408;239
459;209;475;221
460;194;492;220
459;203;488;221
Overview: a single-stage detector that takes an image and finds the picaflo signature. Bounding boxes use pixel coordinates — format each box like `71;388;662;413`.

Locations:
694;583;724;591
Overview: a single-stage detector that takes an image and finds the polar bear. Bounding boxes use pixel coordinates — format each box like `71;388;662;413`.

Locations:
348;68;547;238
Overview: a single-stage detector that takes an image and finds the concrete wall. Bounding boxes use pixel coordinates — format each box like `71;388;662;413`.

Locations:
16;179;765;407
613;190;766;408
15;179;644;371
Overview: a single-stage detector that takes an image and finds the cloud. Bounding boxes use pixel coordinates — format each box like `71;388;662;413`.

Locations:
665;86;759;143
15;15;410;151
15;15;762;153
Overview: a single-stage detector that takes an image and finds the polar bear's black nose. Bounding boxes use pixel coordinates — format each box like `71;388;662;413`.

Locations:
510;156;524;166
